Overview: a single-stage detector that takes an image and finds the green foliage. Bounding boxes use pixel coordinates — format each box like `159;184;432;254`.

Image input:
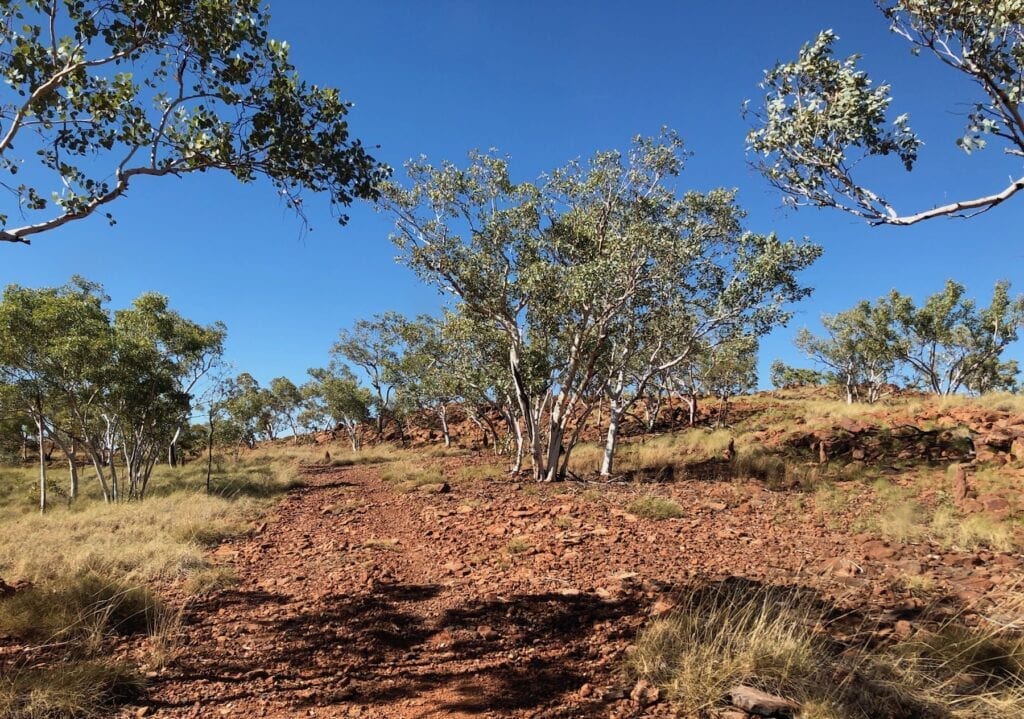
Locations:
0;277;225;505
795;300;900;403
303;363;372;449
797;281;1023;398
887;280;1024;395
332;313;405;434
769;360;828;389
383;130;820;480
0;0;386;244
748;3;1024;226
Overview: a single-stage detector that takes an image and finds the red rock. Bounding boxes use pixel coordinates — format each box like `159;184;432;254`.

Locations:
476;625;500;641
729;685;799;717
860;540;898;560
630;678;660;706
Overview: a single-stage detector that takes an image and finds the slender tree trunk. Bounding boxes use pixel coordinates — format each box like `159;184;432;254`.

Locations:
168;426;182;467
504;406;525;473
346;421;360;452
439;404;451;447
50;432;79;501
36;416;46;514
206;415;215;495
87;449;111;503
543;408;567;482
600;404;625;477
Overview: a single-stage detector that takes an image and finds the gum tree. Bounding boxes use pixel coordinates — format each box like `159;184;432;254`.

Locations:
596;189;820;476
747;2;1024;226
795;301;901;404
0;277;109;510
0;0;386;244
885;280;1024;394
332;313;404;437
383;130;819;481
304;363;371;451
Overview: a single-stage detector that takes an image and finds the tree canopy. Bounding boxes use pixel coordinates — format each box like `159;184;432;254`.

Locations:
0;0;387;244
747;2;1024;226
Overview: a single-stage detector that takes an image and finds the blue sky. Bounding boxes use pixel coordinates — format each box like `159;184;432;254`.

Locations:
2;1;1021;389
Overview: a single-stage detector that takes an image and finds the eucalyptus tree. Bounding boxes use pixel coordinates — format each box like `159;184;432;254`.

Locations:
699;335;759;428
885;280;1024;394
389;315;462;447
795;301;901;404
440;307;517;457
268;377;303;439
0;277;110;510
384;130;819;481
747;2;1024;226
768;360;829;389
383;134;660;481
332;313;405;436
595;188;820;476
0;0;386;245
224;373;273;448
108;292;224;499
304;364;372;451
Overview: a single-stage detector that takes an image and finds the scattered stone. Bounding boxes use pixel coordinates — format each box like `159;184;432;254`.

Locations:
952;464;972;506
630;678;660;706
418;482;451;494
728;685;799;717
476;625;500;641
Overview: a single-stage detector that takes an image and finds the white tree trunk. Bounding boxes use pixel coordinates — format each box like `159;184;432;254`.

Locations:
36;419;47;514
600;405;624;477
439;405;451;447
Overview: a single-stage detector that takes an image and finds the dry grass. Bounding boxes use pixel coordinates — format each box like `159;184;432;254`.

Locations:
628;581;1024;719
182;566;239;596
0;573;161;645
858;479;1016;552
0;491;260;584
0;451;303;718
505;537;532;554
327;443;404;467
379;462;447;491
0;659;143;719
361;538;403;552
627;495;684;520
453;462;507;482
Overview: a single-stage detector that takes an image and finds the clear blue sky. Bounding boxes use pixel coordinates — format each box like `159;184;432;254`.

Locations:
2;1;1021;388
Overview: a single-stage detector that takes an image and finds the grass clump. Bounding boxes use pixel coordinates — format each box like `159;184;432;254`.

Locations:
0;659;143;719
453;463;506;482
506;537;532;554
361;538;402;552
328;444;401;467
628;581;1024;719
182;566;239;596
859;481;1016;552
0;573;161;645
379;462;446;491
0;491;259;584
627;495;684;520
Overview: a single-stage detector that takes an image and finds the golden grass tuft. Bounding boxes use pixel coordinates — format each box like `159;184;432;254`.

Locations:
628;581;1024;719
379;462;446;491
627;495;684;520
0;573;161;645
0;659;143;719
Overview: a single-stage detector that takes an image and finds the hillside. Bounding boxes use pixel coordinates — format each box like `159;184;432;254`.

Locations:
2;390;1024;718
